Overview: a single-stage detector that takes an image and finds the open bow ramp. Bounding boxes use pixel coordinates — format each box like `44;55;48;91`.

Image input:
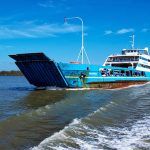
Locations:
9;53;68;87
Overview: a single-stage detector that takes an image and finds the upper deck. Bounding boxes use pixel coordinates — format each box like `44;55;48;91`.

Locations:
122;47;149;55
104;47;149;68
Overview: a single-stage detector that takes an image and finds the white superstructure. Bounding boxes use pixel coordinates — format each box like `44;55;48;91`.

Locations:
103;35;150;72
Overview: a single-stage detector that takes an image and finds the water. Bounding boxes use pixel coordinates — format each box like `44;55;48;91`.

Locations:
0;76;150;150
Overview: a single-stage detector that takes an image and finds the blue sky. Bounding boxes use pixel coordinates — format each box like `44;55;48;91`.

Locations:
0;0;150;70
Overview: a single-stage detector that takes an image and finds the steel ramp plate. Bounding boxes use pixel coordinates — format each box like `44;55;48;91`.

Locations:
9;53;68;87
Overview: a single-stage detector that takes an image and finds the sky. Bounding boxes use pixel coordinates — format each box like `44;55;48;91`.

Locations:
0;0;150;70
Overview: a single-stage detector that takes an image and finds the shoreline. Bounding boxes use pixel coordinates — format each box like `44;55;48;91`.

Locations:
0;71;23;76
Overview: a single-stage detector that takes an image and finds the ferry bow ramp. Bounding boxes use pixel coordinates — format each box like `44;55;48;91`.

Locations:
9;53;68;87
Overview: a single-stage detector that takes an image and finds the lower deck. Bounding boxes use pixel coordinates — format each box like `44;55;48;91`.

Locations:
59;63;150;88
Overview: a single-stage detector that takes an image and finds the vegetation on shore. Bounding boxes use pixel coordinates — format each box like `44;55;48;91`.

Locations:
0;71;23;76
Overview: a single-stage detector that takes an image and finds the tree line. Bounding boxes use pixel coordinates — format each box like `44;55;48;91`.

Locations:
0;71;23;76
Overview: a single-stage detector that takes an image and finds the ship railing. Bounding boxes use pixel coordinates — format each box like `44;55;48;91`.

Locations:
107;59;139;62
100;68;145;77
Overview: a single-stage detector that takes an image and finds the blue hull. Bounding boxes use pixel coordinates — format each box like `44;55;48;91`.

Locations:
9;53;150;88
59;63;150;88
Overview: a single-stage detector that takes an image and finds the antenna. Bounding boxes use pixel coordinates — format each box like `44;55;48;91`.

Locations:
130;35;135;49
64;17;90;64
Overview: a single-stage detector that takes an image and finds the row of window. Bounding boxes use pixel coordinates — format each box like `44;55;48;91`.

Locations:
108;56;150;63
107;57;139;62
140;57;150;62
122;50;148;55
140;64;150;69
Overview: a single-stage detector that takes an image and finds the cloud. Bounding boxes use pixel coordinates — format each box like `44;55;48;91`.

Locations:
141;28;149;32
104;28;134;35
104;30;113;35
30;23;82;35
116;28;134;34
0;22;82;39
0;44;14;49
38;0;71;11
0;26;36;38
38;0;55;8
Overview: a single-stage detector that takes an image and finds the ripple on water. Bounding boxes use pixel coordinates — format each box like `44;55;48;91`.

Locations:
31;115;150;150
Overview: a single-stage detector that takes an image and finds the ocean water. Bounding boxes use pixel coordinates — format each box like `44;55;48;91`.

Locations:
0;76;150;150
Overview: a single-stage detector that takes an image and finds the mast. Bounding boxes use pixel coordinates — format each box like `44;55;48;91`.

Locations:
64;17;90;64
130;34;135;49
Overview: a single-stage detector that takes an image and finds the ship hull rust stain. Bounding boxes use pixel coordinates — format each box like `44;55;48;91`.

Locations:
87;81;148;89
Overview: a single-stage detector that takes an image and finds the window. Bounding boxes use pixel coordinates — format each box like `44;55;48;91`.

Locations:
140;64;150;69
140;57;150;62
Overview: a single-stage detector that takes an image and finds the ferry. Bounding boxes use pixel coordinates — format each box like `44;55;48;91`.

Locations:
9;36;150;89
9;17;150;89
